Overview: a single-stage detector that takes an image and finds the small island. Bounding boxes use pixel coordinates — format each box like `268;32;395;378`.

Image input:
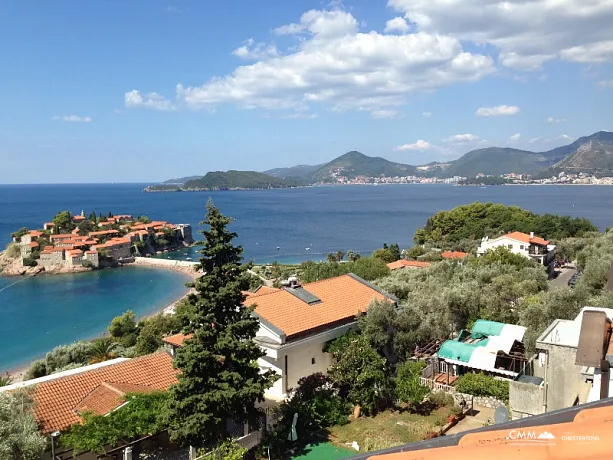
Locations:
1;211;194;276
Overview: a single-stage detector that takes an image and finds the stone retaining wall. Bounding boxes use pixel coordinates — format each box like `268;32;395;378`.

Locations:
450;391;506;409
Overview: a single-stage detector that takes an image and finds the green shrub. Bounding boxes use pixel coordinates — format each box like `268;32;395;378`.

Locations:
22;257;38;267
427;391;455;408
328;333;392;415
394;361;429;407
455;373;509;401
276;373;350;435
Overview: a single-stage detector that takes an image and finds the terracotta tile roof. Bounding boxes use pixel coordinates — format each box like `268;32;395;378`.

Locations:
247;274;395;340
369;405;613;459
505;231;549;246
387;260;431;270
67;249;83;257
50;234;75;240
32;353;178;433
163;333;193;347
85;250;98;255
72;215;86;221
253;285;281;295
28;242;39;248
88;230;119;236
28;230;43;238
74;381;156;416
44;222;55;226
441;251;469;260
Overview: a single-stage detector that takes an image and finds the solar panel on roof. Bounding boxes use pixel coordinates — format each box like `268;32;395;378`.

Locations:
284;286;321;305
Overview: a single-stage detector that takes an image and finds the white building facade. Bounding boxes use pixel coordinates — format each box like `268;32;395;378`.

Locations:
477;231;556;276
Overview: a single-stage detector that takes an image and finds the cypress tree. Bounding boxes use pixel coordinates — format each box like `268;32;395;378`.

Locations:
166;199;276;449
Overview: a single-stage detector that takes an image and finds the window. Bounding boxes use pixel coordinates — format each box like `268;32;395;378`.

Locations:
520;245;524;250
507;244;513;249
311;357;316;365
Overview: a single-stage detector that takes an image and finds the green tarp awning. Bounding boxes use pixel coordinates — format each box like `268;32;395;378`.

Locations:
437;338;489;363
470;319;506;339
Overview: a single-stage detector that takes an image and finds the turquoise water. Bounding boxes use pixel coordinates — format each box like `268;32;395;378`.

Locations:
0;266;190;372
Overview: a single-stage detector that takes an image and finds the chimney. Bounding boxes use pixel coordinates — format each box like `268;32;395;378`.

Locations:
530;232;534;239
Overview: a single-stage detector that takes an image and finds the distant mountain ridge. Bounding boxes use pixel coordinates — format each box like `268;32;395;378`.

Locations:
310;151;419;181
148;131;613;188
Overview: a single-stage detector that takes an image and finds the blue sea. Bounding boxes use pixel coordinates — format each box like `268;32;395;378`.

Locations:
1;183;613;372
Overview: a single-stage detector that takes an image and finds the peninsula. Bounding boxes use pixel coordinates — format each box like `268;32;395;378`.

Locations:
1;211;194;276
144;170;304;192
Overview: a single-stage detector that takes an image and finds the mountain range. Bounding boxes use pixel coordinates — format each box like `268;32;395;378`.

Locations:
148;131;613;190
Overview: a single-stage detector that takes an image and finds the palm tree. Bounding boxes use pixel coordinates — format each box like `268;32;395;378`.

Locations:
327;253;338;263
336;250;345;262
89;339;118;364
0;372;13;387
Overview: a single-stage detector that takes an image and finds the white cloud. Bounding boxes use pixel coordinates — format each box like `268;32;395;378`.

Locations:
371;109;402;119
556;134;575;142
389;0;613;69
272;9;358;38
508;133;521;143
598;80;613;88
422;111;432;117
547;116;567;124
475;105;520;117
444;133;479;143
233;38;279;60
124;90;175;111
394;140;431;151
129;6;494;116
384;17;409;33
52;115;92;123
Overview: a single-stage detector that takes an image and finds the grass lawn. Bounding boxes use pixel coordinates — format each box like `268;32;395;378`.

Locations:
327;407;452;452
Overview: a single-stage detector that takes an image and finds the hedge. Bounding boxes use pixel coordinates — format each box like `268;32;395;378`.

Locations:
454;373;509;402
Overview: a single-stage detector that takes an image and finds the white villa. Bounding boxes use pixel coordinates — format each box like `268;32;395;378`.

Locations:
163;274;397;400
477;231;556;276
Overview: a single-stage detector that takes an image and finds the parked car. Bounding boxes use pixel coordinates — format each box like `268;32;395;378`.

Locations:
568;273;580;288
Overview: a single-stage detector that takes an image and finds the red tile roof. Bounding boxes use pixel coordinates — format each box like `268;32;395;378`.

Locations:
247;274;395;340
88;230;119;237
505;231;549;246
441;251;469;260
72;215;86;221
32;353;178;433
28;242;39;248
163;333;193;347
28;230;43;238
387;260;431;270
74;382;156;416
50;234;75;240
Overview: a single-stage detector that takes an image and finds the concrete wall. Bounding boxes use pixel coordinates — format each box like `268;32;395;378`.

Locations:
509;380;545;419
259;356;284;400
285;338;335;393
541;342;589;412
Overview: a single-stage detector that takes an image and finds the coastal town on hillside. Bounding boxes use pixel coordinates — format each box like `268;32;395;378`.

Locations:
328;170;613;186
9;211;193;273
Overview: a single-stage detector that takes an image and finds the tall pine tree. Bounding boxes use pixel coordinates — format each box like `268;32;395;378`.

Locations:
166;200;276;449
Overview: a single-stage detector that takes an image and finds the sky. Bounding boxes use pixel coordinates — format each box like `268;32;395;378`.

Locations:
1;0;612;184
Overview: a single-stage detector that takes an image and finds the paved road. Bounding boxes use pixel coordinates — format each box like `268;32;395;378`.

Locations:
550;266;577;288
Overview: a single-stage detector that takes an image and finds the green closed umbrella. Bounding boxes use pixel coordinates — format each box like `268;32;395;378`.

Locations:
288;412;298;442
